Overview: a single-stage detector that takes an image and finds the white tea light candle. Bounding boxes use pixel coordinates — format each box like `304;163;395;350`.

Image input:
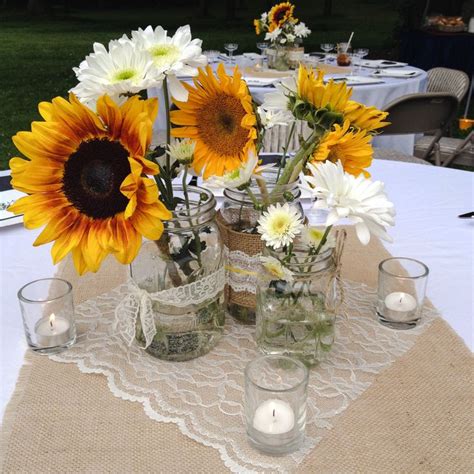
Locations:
253;399;295;435
385;292;417;313
35;313;71;347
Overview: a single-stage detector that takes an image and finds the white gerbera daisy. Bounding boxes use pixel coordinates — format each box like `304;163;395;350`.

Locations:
302;160;396;245
205;151;273;189
70;39;160;108
257;106;294;129
294;22;311;38
260;256;294;282
301;226;336;251
131;25;207;101
257;203;303;249
260;75;297;114
265;27;282;42
168;139;196;165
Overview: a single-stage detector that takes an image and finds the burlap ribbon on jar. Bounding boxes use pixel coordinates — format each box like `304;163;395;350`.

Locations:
216;211;263;310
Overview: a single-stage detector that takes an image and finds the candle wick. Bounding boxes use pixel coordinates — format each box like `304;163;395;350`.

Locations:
399;297;403;303
49;319;53;329
272;409;275;418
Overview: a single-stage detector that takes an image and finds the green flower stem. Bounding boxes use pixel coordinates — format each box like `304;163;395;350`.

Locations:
276;128;322;186
313;225;333;255
276;121;297;181
255;177;270;206
245;187;260;208
163;77;171;170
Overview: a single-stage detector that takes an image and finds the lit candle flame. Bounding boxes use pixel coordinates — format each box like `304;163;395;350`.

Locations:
49;313;56;329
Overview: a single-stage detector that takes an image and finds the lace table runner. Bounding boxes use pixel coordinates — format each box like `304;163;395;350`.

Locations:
51;280;438;473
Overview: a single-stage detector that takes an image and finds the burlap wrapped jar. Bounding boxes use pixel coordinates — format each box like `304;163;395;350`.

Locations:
217;175;303;324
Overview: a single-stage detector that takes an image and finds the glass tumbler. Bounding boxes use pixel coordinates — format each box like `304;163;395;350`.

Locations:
245;355;309;455
18;278;76;354
376;258;429;330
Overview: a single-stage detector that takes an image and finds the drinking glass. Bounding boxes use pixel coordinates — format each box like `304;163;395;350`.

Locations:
256;41;269;67
203;50;220;64
336;43;352;67
354;48;369;72
320;43;334;63
376;257;429;330
224;43;239;64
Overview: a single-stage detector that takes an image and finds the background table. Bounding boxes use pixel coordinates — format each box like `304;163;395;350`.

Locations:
1;160;472;421
400;29;474;76
150;61;427;155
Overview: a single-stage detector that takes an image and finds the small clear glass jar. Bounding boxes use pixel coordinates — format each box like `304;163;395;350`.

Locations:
131;186;225;361
245;355;309;454
18;278;76;354
219;170;303;324
256;245;340;366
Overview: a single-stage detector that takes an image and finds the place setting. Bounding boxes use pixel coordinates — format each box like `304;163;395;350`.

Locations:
1;1;472;472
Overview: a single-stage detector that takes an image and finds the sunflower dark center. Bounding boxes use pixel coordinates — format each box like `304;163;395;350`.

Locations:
62;138;131;219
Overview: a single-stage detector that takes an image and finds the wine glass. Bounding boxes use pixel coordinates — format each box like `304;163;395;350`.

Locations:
354;48;369;73
320;43;334;63
224;43;239;64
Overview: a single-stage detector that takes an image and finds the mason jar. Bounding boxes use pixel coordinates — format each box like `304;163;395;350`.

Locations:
130;186;225;361
256;244;341;366
218;169;303;325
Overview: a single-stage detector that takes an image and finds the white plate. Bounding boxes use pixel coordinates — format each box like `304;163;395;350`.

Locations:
0;170;24;228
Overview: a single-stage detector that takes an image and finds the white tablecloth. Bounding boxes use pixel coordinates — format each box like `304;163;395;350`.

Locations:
149;60;427;155
0;160;472;420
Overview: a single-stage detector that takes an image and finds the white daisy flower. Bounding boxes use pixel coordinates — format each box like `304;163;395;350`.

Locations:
260;75;297;114
131;25;207;101
265;27;282;42
257;203;303;249
301;226;336;251
70;39;161;108
260;256;294;282
302;160;396;245
294;22;311;38
257;107;294;129
168;139;195;165
286;33;296;44
205;151;274;189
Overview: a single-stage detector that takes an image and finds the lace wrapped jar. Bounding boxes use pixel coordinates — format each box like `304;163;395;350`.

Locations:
255;233;345;366
267;44;305;70
128;186;225;361
217;170;303;325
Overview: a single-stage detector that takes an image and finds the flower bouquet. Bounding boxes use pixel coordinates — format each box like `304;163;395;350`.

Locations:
8;23;393;364
253;2;311;70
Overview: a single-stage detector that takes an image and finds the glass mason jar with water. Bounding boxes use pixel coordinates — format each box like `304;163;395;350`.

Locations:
130;186;225;361
256;244;341;366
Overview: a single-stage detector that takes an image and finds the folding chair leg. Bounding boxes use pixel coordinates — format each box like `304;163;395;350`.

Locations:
434;142;441;166
442;131;474;167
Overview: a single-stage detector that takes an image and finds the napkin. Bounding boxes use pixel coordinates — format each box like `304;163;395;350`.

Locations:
243;77;279;87
243;52;262;60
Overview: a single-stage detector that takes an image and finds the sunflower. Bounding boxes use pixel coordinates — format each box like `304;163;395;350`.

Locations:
343;100;390;133
170;64;258;179
296;65;352;114
8;93;171;275
268;2;296;31
295;65;389;133
253;19;261;35
310;120;374;177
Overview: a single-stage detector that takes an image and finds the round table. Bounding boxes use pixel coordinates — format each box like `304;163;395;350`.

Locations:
149;58;427;155
0;159;472;419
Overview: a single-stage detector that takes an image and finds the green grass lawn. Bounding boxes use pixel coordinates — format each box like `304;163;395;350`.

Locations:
0;1;400;169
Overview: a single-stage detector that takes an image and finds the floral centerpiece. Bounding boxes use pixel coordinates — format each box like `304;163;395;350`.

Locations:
253;2;311;70
8;22;393;363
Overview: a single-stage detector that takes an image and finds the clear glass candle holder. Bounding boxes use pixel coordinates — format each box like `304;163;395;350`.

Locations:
18;278;76;354
245;355;309;455
376;258;429;330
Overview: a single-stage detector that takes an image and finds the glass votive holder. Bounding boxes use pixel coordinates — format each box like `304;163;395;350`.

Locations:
245;355;309;455
376;257;429;330
18;278;76;354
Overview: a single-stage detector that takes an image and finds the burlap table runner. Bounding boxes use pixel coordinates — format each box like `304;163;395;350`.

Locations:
1;228;473;472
